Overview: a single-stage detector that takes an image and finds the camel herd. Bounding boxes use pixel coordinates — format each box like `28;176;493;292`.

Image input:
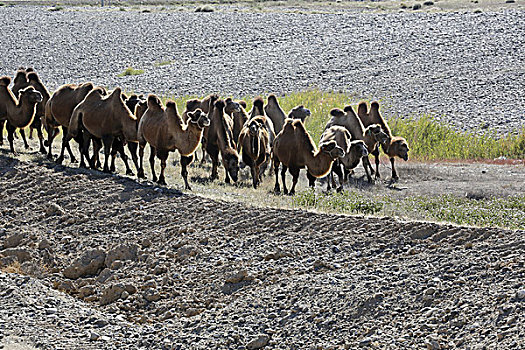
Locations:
0;67;410;194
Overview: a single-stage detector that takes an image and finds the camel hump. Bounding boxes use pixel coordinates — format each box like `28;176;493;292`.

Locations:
27;72;40;82
214;99;225;110
25;67;34;73
110;87;122;98
370;101;380;111
81;82;94;90
343;105;357;116
147;94;162;110
330;108;344;117
357;101;368;116
166;100;178;114
0;76;11;86
238;100;247;109
267;94;278;102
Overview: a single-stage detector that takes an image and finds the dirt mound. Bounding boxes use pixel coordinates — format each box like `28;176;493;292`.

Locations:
1;154;524;349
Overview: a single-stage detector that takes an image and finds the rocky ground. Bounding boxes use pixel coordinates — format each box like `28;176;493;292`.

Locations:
1;152;524;349
0;5;524;134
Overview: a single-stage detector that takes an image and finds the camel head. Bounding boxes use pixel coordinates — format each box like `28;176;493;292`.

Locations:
187;108;210;129
320;140;345;160
329;108;344;118
349;140;369;158
391;137;409;161
248;118;264;137
225;98;241;115
223;151;239;183
19;86;43;104
365;124;390;146
288;105;311;122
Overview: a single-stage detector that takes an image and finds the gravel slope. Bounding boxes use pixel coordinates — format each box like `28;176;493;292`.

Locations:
1;154;524;349
0;6;524;134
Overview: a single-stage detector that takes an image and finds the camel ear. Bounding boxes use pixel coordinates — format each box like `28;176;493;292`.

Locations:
0;76;12;86
330;108;344;117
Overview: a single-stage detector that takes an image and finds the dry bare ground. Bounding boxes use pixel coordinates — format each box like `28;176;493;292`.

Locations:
0;143;524;349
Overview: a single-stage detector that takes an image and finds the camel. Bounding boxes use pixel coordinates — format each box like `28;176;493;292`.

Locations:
224;97;247;144
325;106;390;183
24;72;50;154
273;118;345;195
0;77;42;154
237;116;271;188
43;82;95;166
357;101;410;181
205;99;240;183
264;94;312;134
68;87;138;173
137;95;210;188
320;125;369;191
0;69;30;148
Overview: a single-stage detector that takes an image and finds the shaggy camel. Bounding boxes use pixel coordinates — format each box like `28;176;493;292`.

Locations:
137;95;210;188
0;69;31;148
325;106;390;183
237;116;271;188
68;87;138;173
357;101;410;180
0;77;42;154
320;125;368;191
273;118;345;195
264;94;312;134
43;82;95;166
205;99;240;183
23;72;50;154
224;97;247;144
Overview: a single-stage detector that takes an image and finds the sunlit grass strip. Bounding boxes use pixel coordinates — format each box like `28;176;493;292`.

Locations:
117;67;145;77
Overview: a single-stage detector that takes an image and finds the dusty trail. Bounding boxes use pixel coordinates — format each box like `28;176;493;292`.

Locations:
1;154;524;349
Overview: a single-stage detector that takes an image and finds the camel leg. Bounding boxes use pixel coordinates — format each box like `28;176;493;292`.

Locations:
29;127;34;140
273;157;281;194
34;120;46;154
250;164;257;189
119;143;134;176
91;138;102;169
281;165;289;195
46;127;57;160
362;156;373;183
127;142;139;175
83;133;96;169
6;122;17;154
149;144;157;182
254;164;261;189
137;143;146;179
0;119;4;145
157;149;169;185
75;133;87;168
390;157;399;181
209;148;219;181
333;164;345;192
110;139;119;173
20;128;30;150
372;147;381;179
101;135;113;173
306;171;316;189
180;154;194;190
200;138;207;165
289;166;300;195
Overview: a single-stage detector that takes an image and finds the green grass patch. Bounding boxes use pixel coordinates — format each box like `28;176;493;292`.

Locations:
117;67;145;77
293;189;384;215
154;60;174;67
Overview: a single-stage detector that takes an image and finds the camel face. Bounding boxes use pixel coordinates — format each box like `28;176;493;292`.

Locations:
20;86;43;104
188;109;210;129
289;105;311;122
366;124;390;146
320;140;345;159
394;139;410;161
224;153;239;183
351;140;369;158
225;99;241;115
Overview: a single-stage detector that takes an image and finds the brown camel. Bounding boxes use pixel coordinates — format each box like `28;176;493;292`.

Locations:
0;77;42;154
320;125;369;191
264;94;312;134
358;101;410;181
43;82;95;166
24;72;50;154
0;69;31;148
325;106;390;183
68;87;138;173
273;118;345;195
205;99;240;183
224;97;247;144
237;116;271;188
137;94;210;188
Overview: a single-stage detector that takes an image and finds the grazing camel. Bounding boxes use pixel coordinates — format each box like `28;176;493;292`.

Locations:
68;87;138;173
264;94;312;135
320;125;368;192
273;118;345;195
137;95;210;188
325;106;390;183
357;101;410;181
0;77;42;154
237;116;271;188
205;99;240;183
43;82;95;165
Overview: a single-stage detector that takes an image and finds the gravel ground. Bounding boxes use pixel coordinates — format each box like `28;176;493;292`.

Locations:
1;154;525;349
0;6;524;134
